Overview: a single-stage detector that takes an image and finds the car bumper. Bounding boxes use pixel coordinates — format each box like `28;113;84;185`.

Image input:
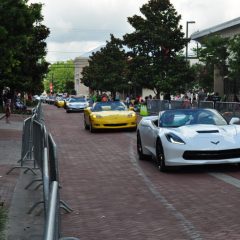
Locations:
66;107;85;112
163;144;240;166
91;118;137;129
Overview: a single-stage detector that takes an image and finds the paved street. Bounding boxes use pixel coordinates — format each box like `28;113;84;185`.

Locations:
42;103;240;240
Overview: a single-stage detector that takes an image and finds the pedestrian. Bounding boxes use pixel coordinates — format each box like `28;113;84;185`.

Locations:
3;87;12;123
125;95;130;108
182;95;191;109
101;93;108;102
197;88;206;103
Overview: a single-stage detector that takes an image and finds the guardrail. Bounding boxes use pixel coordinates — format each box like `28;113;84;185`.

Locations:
6;100;78;239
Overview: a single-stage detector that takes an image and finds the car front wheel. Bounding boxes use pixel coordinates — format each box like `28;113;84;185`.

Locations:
84;116;89;130
156;139;167;172
89;119;95;133
137;132;148;160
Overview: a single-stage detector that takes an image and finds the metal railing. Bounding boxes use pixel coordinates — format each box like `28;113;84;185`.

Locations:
146;99;240;119
6;101;78;239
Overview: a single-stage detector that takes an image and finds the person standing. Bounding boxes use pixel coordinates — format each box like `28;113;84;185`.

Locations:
3;87;12;123
125;95;130;108
197;88;206;104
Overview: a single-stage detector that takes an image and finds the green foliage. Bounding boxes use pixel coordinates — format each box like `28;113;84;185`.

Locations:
192;35;229;92
196;35;229;74
123;0;190;97
190;63;214;92
82;34;128;95
44;60;74;94
228;35;240;80
0;0;49;95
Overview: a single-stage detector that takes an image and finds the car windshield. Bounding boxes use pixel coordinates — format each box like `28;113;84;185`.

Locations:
159;109;228;128
69;98;86;103
92;101;127;112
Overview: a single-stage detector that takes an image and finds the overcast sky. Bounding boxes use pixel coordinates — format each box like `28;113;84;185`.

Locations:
29;0;240;62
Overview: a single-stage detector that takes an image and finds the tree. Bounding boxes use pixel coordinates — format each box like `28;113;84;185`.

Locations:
0;0;49;96
44;60;75;94
190;63;213;92
192;35;229;93
228;35;240;82
82;34;128;97
196;35;229;75
123;0;190;98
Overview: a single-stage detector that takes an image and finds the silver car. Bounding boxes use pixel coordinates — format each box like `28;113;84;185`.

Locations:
65;97;89;113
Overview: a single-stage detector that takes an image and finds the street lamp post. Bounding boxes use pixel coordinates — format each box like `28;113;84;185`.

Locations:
186;21;195;61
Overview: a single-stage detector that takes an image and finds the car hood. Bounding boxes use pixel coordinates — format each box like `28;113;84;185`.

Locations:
91;110;134;117
165;124;240;149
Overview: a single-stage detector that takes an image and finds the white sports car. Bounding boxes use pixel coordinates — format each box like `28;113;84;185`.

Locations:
137;108;240;172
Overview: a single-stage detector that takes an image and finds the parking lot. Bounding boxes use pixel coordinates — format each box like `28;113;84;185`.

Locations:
43;103;240;240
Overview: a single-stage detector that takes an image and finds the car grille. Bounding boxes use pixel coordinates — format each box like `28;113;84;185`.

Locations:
103;123;127;127
183;149;240;160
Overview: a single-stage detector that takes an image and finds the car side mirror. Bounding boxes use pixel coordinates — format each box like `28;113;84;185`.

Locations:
229;117;240;125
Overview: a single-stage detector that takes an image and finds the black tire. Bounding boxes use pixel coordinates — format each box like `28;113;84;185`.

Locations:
137;132;148;160
156;139;168;172
84;116;89;130
89;119;95;133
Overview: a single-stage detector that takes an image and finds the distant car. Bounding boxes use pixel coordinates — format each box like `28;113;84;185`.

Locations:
54;97;66;108
55;97;66;108
84;101;137;132
46;96;56;105
137;108;240;172
15;100;27;111
65;97;89;113
40;95;47;102
33;95;40;101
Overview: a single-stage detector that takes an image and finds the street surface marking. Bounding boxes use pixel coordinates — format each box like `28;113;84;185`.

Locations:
128;143;202;240
209;172;240;188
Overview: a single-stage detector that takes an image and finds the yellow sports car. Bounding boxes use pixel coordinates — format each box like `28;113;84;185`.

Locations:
84;101;137;132
55;97;66;108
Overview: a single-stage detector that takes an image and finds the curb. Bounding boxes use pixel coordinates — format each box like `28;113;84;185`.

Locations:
0;114;5;120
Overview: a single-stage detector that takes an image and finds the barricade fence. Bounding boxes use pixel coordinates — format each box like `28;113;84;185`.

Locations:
146;99;240;119
6;101;78;240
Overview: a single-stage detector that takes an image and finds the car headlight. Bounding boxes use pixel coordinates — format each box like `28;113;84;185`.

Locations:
127;112;136;118
165;133;185;145
92;114;103;119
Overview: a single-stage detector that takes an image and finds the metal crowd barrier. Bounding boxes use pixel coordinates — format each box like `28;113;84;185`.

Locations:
34;100;44;123
146;99;240;118
48;133;73;214
6;101;78;239
198;101;214;109
6;115;36;175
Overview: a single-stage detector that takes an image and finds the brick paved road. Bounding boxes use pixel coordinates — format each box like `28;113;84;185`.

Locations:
43;104;240;240
0;114;24;208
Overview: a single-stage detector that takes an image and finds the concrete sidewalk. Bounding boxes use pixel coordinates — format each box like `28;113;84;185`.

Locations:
0;114;44;240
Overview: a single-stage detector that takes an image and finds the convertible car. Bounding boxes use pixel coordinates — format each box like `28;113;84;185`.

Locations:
65;97;89;113
84;101;137;132
137;108;240;172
